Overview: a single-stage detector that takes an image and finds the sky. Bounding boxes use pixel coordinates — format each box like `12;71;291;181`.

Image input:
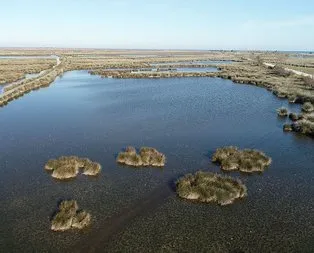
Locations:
1;0;314;50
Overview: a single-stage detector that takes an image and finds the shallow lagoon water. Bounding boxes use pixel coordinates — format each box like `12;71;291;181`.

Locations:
0;71;313;252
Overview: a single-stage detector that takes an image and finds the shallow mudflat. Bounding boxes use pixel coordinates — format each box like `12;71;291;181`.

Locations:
0;71;313;252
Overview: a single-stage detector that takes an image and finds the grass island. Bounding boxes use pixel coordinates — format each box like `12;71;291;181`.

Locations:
45;156;101;179
280;104;314;138
51;200;91;231
116;146;166;167
277;107;288;117
302;102;314;113
176;171;247;205
212;146;272;173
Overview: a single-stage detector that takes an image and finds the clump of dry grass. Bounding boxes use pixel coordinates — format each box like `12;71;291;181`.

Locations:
283;110;314;137
89;69;217;79
302;76;314;88
292;119;314;137
51;200;91;231
283;124;293;132
302;102;314;113
176;171;247;205
289;112;303;121
270;65;291;77
277;107;288;117
45;156;101;179
116;146;166;167
212;146;272;173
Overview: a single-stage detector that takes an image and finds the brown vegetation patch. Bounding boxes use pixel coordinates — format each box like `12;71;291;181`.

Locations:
51;200;91;231
45;156;101;179
217;62;314;104
277;107;288;117
0;58;56;84
212;146;272;173
176;171;247;205
116;146;166;167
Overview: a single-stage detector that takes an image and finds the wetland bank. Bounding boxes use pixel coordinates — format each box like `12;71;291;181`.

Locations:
0;50;313;252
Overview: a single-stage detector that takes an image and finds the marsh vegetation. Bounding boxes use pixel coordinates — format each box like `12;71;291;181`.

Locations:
176;171;247;205
291;114;314;137
45;156;101;179
302;102;314;113
0;63;64;107
51;200;91;231
89;69;217;79
0;58;55;84
277;107;288;117
116;146;166;167
217;62;314;103
212;146;272;173
277;104;314;138
289;112;302;121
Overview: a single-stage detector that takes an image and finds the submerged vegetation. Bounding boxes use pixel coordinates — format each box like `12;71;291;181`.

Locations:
176;171;247;205
45;156;101;179
51;200;91;231
212;146;272;173
116;146;166;167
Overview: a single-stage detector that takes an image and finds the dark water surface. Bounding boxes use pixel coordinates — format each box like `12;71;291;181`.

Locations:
0;71;313;253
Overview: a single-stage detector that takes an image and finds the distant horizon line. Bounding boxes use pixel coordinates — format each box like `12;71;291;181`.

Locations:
0;46;313;53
